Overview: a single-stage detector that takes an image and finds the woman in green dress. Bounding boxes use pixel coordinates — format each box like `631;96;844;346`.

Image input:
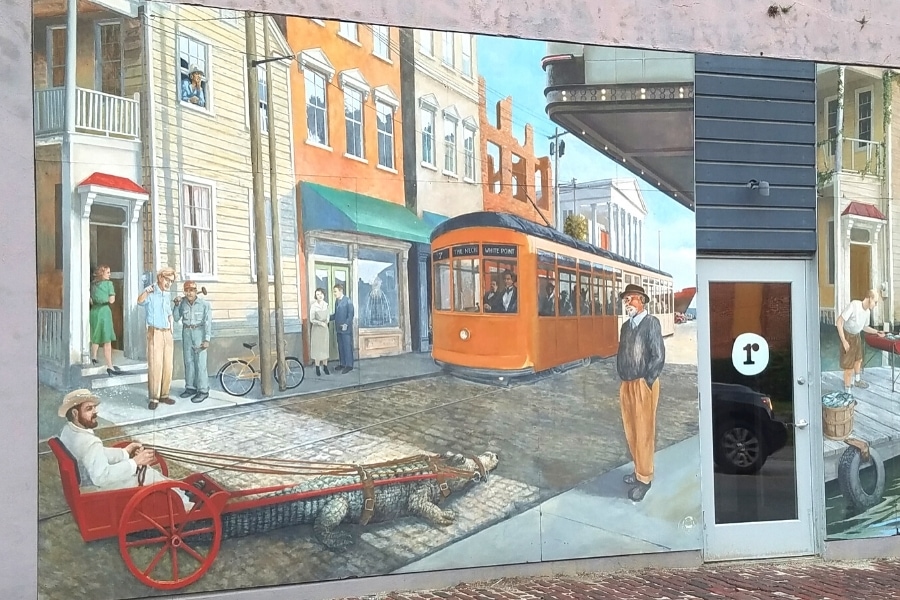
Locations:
89;265;120;376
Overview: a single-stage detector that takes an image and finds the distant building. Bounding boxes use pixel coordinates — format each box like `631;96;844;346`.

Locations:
33;1;301;389
279;18;433;360
478;77;554;226
557;178;648;262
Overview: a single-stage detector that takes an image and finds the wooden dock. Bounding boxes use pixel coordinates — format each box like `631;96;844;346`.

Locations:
822;367;898;482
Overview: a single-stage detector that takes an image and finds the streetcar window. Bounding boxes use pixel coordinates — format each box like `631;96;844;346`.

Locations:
433;262;451;311
558;268;576;316
613;269;623;314
579;272;592;315
452;258;481;312
498;268;518;313
482;259;517;314
537;258;556;317
592;271;604;315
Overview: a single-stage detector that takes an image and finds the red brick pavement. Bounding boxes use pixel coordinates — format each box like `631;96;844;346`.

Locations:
342;558;900;599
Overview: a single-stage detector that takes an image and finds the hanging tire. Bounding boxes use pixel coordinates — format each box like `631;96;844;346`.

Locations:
838;445;886;511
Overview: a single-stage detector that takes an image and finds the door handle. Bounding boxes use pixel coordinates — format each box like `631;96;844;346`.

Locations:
794;419;809;429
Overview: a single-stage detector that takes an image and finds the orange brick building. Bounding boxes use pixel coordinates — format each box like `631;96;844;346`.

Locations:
279;18;432;361
478;77;554;225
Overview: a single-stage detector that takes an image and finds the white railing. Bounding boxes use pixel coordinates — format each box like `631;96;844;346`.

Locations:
38;309;65;363
33;87;140;139
817;137;884;180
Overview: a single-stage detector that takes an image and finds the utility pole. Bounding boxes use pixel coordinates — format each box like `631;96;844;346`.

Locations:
263;19;288;391
548;127;568;231
245;12;273;396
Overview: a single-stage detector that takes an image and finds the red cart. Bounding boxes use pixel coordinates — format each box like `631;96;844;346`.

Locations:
864;332;900;392
47;437;486;590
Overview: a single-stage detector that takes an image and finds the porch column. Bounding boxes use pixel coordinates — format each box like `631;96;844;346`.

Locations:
61;0;81;373
590;203;598;245
400;249;412;352
126;197;147;359
834;66;846;313
78;193;97;367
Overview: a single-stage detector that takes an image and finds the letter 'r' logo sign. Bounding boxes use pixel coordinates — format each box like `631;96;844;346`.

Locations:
731;333;769;376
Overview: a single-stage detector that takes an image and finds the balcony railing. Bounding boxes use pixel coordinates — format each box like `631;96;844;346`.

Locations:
817;137;884;180
38;308;65;364
34;87;140;140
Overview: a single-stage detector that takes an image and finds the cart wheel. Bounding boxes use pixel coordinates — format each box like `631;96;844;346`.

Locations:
274;356;305;389
219;359;256;396
118;480;222;590
112;441;169;477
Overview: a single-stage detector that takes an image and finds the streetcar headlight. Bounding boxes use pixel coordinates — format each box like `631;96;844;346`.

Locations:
459;328;470;340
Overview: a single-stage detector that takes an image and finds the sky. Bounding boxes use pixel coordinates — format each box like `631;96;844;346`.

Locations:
476;34;697;294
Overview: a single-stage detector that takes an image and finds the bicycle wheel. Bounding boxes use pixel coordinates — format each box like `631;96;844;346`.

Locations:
219;359;256;396
274;356;305;389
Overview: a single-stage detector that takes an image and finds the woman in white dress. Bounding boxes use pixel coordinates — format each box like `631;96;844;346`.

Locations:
309;288;331;375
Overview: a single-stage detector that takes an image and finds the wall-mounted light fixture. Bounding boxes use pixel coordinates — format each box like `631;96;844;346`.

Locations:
747;179;770;197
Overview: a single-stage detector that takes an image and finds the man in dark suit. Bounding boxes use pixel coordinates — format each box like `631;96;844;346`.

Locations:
500;270;518;313
330;283;355;374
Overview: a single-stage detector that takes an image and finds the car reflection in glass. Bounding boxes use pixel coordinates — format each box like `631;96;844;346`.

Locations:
712;382;789;475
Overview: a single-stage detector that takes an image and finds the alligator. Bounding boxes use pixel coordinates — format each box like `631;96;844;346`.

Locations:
207;450;500;550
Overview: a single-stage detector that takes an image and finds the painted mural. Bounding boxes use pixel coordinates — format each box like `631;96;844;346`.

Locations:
34;4;699;597
816;65;900;540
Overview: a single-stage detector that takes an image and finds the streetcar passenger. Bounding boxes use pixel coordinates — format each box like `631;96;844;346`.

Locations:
483;279;501;312
539;282;556;316
500;270;518;313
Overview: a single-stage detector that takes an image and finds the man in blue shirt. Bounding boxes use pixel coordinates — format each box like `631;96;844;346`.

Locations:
137;267;177;410
330;283;355;374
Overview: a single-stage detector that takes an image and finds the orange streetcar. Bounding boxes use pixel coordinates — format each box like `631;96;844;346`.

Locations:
430;212;674;382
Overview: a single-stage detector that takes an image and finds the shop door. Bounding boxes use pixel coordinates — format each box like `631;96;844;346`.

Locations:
89;206;127;351
849;244;871;302
698;259;817;560
314;263;349;361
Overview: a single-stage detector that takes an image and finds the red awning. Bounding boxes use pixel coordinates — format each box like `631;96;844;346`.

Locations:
841;201;886;220
77;172;148;195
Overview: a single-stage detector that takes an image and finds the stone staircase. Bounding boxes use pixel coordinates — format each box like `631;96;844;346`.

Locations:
81;361;148;391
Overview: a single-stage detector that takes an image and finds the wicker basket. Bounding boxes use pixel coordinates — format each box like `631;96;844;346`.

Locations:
823;401;856;441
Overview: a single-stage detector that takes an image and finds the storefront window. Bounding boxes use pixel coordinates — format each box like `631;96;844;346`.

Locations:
314;240;350;259
358;247;399;328
452;258;481;312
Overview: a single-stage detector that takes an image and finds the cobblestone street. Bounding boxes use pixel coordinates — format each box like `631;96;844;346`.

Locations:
38;358;697;599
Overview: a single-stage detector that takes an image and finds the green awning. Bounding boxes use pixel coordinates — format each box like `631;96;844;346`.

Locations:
300;182;432;244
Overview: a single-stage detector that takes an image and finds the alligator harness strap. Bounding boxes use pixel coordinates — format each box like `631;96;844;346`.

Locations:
357;466;376;525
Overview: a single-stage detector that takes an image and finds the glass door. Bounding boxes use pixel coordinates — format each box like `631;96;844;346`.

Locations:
314;263;350;362
698;258;817;559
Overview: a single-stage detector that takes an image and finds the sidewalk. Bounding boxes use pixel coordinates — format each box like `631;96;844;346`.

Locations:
343;557;900;599
38;353;441;441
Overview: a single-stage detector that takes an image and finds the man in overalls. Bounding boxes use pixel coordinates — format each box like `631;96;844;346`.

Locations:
173;280;212;403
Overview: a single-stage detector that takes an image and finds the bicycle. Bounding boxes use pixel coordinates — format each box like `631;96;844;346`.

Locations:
217;342;305;397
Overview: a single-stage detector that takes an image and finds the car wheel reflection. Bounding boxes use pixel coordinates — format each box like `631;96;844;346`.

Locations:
717;421;764;474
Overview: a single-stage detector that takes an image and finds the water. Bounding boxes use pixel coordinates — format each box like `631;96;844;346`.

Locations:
825;453;900;540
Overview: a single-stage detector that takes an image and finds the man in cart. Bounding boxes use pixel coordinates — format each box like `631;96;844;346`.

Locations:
57;389;193;510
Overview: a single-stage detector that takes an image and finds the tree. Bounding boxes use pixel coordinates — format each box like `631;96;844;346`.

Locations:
564;214;588;241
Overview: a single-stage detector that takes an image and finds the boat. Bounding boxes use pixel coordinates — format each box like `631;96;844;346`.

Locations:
674;286;696;315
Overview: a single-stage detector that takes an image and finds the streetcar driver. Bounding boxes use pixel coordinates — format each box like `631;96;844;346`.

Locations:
57;389;193;510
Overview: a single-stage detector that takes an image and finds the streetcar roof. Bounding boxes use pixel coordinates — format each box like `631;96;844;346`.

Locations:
431;211;673;279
